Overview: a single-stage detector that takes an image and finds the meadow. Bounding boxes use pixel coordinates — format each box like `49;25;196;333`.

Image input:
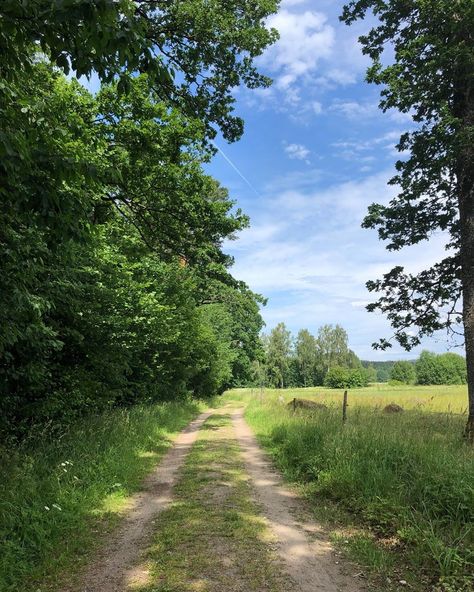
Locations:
222;385;474;592
0;400;203;592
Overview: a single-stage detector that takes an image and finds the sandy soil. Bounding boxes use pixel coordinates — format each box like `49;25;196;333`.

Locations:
69;410;212;592
232;408;365;592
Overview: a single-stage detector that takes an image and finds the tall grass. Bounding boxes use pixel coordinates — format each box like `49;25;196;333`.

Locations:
0;400;201;592
231;390;474;590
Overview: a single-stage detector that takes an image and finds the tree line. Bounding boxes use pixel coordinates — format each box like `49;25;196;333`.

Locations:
256;323;467;389
257;323;373;389
0;1;279;436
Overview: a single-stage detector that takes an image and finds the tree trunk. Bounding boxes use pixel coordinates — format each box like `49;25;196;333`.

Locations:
460;190;474;443
458;107;474;443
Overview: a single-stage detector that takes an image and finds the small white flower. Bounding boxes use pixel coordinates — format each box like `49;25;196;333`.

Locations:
44;506;50;511
52;504;62;511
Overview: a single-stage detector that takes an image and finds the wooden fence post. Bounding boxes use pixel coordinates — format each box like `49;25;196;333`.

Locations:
342;390;348;424
293;397;296;412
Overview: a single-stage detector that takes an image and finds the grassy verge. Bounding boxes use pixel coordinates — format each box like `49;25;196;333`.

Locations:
137;413;287;592
0;400;202;592
223;389;474;592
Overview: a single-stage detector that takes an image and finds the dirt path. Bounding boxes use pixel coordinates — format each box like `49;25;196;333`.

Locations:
68;407;365;592
70;410;212;592
232;408;365;592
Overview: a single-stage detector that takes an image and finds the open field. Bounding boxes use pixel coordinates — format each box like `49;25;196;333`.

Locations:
227;383;469;415
221;385;474;592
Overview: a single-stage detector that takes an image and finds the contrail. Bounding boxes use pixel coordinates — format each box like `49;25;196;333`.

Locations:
213;142;262;198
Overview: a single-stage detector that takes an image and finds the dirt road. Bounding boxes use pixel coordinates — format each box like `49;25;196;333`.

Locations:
70;407;364;592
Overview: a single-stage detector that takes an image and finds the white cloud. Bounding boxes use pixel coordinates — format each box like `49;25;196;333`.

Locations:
330;99;380;120
284;142;311;162
227;170;453;358
264;10;335;88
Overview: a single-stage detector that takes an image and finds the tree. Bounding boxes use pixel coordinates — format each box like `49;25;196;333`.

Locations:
265;323;292;388
316;324;350;379
390;361;416;385
0;63;266;434
295;329;317;387
416;351;467;385
0;0;278;143
363;364;378;383
341;1;474;440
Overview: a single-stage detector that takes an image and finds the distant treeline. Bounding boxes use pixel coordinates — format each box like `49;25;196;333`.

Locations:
254;323;467;389
360;360;409;383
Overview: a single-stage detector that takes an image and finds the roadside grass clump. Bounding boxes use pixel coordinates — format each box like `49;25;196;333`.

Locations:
240;393;474;590
0;400;202;592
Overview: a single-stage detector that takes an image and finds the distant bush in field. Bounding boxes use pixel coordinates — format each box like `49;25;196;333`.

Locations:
416;351;467;385
390;360;416;384
324;366;368;388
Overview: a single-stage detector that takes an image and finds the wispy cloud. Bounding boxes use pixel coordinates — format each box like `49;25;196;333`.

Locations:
284;142;311;163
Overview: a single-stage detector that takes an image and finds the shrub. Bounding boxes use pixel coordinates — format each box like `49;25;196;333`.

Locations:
324;366;368;388
390;360;416;384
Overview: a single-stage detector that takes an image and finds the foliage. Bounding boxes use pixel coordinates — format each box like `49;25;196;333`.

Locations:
0;0;279;146
0;63;264;435
262;323;364;388
324;366;368;389
340;0;474;438
390;361;416;385
341;0;473;348
264;323;292;388
295;329;318;387
416;351;467;386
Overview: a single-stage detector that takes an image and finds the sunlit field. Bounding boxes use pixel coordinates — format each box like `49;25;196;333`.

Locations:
222;385;473;591
226;383;469;415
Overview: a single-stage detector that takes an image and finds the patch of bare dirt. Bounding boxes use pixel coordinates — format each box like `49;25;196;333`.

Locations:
232;408;366;592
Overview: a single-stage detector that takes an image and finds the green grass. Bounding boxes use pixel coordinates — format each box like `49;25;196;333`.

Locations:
230;383;469;414
0;400;203;592
137;413;287;592
222;387;474;592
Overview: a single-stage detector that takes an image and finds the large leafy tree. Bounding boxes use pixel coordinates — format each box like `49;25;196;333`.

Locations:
341;0;474;440
0;0;278;143
265;323;292;388
295;329;317;387
0;63;265;434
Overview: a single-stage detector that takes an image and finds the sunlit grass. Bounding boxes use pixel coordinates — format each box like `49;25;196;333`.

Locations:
0;400;203;592
226;383;468;414
222;386;474;592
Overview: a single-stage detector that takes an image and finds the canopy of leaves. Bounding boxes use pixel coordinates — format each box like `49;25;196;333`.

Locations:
0;62;265;436
341;0;474;349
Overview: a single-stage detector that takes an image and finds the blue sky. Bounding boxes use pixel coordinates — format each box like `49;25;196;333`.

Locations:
203;0;456;360
77;0;456;360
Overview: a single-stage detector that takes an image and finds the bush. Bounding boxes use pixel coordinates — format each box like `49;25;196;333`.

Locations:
390;360;416;384
324;366;368;388
416;351;467;385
